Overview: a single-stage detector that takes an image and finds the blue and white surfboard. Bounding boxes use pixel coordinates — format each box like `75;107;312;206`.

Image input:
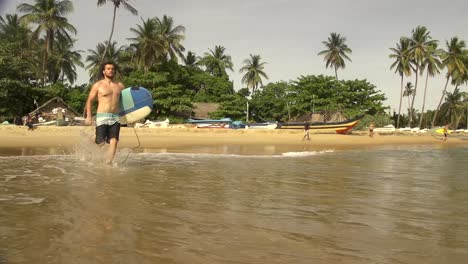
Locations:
119;86;153;124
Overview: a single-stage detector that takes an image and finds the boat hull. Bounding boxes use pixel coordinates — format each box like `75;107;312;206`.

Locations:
277;116;362;134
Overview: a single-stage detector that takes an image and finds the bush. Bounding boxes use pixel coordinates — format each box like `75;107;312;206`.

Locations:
354;114;393;131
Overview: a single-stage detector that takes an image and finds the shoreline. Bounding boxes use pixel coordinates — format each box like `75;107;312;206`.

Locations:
0;126;466;153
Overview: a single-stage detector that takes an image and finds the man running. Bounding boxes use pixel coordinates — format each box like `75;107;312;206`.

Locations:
85;61;124;164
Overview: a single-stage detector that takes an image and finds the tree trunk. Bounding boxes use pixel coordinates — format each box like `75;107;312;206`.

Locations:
407;94;411;120
409;65;419;127
101;5;118;65
432;75;450;127
42;30;53;86
334;67;338;80
396;75;404;128
418;71;429;129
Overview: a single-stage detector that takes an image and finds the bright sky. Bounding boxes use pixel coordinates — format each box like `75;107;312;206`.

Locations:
1;0;467;111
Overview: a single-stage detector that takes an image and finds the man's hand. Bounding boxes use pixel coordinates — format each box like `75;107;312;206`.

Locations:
85;116;92;126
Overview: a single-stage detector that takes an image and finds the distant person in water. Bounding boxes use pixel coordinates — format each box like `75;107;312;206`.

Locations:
302;123;310;141
443;124;449;142
369;122;375;138
85;61;124;164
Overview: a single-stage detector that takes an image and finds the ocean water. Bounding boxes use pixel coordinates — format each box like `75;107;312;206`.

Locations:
0;144;468;263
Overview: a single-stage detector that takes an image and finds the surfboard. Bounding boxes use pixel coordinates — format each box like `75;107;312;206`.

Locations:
435;128;453;134
119;86;153;124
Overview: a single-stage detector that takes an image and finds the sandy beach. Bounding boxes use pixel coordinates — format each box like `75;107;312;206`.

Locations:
0;125;466;150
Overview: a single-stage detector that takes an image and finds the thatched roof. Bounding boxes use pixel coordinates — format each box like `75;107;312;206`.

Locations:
192;102;220;119
295;110;346;123
28;97;81;117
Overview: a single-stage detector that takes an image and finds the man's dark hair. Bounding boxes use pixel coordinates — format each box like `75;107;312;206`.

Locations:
100;60;116;72
99;60;118;79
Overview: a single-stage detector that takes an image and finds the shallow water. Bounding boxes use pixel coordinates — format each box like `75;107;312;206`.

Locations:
1;145;468;263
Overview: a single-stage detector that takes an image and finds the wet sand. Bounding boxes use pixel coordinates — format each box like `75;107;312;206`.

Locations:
0;125;466;150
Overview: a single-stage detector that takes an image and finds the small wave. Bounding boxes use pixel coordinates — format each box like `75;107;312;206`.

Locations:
15;197;45;205
281;150;335;157
0;194;45;205
135;150;334;159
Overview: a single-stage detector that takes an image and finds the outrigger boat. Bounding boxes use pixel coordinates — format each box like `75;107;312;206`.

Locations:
277;115;363;134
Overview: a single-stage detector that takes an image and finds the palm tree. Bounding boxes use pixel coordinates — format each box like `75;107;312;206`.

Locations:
184;51;198;67
418;43;442;128
17;0;76;84
198;45;234;78
439;88;467;128
50;38;84;84
128;17;159;72
318;32;352;79
154;15;186;62
449;50;468;88
389;38;412;128
97;0;137;64
86;41;126;82
0;14;30;44
239;54;269;95
432;37;466;127
403;82;415;122
407;26;437;127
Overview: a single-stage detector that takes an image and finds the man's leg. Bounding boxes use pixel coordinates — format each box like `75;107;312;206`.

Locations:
106;122;121;164
106;138;118;164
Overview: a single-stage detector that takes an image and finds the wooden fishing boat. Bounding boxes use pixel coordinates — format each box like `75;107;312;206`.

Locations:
277;115;363;134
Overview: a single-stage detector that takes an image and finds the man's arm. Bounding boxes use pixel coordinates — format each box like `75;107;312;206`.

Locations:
85;83;99;125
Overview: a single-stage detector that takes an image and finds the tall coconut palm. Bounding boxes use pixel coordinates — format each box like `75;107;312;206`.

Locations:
432;37;466;127
239;54;269;95
97;0;137;64
418;43;442;128
128;17;159;72
389;38;412;128
86;41;126;82
318;32;352;79
154;15;186;62
407;26;437;127
17;0;76;84
199;45;234;78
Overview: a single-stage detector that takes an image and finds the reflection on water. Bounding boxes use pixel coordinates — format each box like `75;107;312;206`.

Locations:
1;146;468;263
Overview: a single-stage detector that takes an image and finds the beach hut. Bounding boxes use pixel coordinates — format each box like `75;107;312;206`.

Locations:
28;97;81;126
191;102;220;119
295;110;347;123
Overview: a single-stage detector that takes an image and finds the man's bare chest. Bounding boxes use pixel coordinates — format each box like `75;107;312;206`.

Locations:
98;85;121;98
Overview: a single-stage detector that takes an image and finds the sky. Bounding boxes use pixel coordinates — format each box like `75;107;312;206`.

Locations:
1;0;468;111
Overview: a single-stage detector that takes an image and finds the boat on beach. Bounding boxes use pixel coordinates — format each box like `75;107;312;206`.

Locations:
187;118;232;128
277;115;363;134
245;122;278;129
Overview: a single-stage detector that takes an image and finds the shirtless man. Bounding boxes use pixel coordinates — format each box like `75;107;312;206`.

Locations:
369;121;375;138
85;61;124;164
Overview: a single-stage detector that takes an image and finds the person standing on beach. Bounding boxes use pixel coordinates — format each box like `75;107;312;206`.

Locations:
369;122;375;138
302;123;310;141
85;61;124;164
443;124;449;141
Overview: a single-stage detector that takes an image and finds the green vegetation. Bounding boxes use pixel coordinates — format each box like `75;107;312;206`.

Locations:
1;1;467;129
